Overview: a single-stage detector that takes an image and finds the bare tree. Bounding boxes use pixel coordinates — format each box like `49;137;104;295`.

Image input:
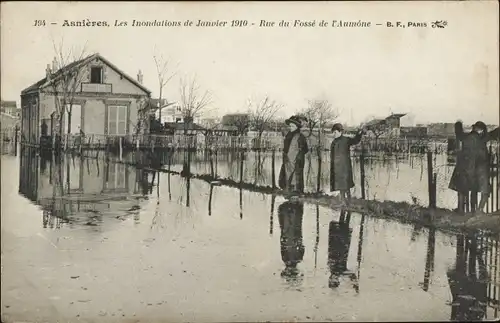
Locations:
179;76;213;135
367;121;390;139
48;40;88;150
248;96;283;140
299;99;338;139
153;50;177;122
221;113;250;136
300;99;338;154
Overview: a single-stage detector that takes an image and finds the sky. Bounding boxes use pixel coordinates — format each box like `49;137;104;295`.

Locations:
1;1;499;126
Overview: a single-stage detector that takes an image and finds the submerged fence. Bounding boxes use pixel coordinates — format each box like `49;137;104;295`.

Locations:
24;132;464;155
71;141;500;212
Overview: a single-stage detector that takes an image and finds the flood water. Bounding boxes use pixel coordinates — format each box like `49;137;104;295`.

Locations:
1;149;499;322
140;149;499;210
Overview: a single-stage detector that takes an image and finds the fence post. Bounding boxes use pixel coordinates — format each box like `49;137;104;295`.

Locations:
316;146;322;193
209;148;215;178
239;150;244;185
214;147;218;178
360;147;366;200
427;151;436;208
14;126;18;156
271;149;276;188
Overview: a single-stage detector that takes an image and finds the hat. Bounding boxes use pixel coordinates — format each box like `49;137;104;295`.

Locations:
285;115;302;128
473;121;487;132
331;123;344;132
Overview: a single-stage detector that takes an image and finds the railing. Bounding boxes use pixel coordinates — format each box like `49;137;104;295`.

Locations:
81;83;112;93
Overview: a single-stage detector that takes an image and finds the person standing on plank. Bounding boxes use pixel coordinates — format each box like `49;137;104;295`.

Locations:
449;120;499;214
278;115;309;195
329;123;364;204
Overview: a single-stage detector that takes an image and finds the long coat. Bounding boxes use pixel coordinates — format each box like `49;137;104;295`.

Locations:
278;130;309;194
449;122;497;194
330;133;362;191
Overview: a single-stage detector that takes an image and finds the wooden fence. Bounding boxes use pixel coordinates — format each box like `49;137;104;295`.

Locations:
29;132;476;155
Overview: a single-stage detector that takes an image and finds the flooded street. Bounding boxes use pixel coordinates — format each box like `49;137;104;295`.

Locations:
1;152;499;322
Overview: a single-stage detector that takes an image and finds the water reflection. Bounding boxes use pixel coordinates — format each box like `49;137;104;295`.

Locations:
421;227;436;292
278;198;305;285
7;148;500;321
447;233;499;321
18;147;148;228
328;209;359;292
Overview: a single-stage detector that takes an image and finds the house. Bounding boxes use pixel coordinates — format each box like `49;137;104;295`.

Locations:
1;100;20;117
364;113;408;138
154;103;203;125
20;53;151;146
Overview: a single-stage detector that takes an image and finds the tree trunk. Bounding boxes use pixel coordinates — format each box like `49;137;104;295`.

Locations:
59;113;66;151
67;109;72;135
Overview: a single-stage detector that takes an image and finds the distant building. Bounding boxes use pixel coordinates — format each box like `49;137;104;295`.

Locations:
400;126;428;139
426;123;456;139
154;103;203;125
1;100;20;117
365;113;407;138
20;53;151;145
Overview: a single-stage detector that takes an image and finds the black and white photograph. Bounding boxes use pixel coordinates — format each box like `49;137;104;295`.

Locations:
1;1;499;322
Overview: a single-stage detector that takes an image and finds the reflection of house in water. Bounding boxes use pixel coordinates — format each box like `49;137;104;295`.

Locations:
18;148;149;226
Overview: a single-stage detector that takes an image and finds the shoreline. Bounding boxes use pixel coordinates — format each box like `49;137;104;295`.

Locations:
132;163;500;237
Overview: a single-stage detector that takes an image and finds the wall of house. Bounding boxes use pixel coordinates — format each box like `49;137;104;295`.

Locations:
20;93;39;144
37;93;142;137
83;57;146;96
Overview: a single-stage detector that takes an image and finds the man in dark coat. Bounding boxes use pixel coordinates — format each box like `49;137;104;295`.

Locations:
278;199;305;284
279;115;309;195
329;123;364;203
449;121;499;213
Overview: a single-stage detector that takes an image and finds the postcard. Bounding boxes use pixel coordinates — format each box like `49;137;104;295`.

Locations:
1;1;499;322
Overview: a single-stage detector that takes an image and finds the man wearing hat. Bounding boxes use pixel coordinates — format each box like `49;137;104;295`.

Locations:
278;115;309;195
449;120;498;214
329;123;365;204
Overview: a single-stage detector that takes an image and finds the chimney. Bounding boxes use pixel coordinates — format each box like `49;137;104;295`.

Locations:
46;64;52;80
137;70;143;84
52;57;57;72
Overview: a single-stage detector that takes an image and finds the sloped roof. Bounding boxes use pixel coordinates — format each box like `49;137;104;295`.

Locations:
385;113;407;119
21;53;151;95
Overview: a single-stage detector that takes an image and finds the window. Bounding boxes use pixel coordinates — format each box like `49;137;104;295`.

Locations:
90;67;103;84
108;105;127;135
